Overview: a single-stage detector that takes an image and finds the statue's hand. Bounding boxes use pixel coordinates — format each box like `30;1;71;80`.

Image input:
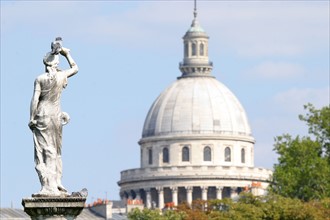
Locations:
60;47;71;56
28;119;37;130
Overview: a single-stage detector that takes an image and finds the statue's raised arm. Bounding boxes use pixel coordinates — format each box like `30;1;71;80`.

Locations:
60;47;78;78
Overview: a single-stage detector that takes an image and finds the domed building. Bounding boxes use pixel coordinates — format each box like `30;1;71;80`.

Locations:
118;6;272;209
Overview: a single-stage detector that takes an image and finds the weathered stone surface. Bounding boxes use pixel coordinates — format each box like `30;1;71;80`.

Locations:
22;197;86;220
29;37;78;196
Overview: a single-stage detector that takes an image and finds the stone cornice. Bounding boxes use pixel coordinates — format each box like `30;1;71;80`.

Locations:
139;134;255;145
22;197;86;219
118;175;272;186
22;197;86;204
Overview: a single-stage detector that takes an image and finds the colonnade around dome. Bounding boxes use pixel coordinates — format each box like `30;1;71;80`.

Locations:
120;184;267;209
118;165;272;208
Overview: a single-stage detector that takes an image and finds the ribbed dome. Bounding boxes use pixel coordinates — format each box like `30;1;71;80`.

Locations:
142;77;252;138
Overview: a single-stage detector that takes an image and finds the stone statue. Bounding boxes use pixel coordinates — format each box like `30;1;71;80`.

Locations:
29;37;78;197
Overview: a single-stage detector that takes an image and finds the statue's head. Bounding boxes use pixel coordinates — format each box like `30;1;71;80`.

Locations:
43;52;60;72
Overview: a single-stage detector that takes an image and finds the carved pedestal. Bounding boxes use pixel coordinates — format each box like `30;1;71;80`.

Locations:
22;197;86;220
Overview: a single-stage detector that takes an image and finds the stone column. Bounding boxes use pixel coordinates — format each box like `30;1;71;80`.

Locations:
230;187;238;199
171;187;178;206
145;189;151;209
186;187;193;207
120;192;127;205
157;187;164;209
216;187;223;200
201;186;208;201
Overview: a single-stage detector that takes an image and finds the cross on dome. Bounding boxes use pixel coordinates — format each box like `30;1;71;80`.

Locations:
194;0;197;19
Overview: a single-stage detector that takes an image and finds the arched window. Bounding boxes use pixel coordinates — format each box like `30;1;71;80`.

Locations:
225;147;231;162
241;148;245;163
192;43;197;56
182;146;190;162
200;43;204;56
163;147;169;163
184;43;189;57
148;148;153;165
203;146;211;161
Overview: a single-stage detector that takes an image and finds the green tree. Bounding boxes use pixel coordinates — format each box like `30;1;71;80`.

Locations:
127;208;164;220
271;104;330;201
299;103;330;159
127;196;330;220
127;208;186;220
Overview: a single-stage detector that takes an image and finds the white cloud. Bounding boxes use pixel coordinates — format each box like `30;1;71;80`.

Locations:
274;87;330;113
1;1;188;47
201;1;329;57
245;61;305;79
2;1;329;56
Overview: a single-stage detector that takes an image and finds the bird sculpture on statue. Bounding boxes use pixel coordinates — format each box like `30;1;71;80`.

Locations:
51;37;63;55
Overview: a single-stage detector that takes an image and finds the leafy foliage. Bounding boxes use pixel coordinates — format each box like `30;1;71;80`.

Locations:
127;208;186;220
127;194;330;220
271;104;330;201
299;103;330;158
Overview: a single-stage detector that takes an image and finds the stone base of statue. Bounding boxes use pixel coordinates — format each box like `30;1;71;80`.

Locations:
22;197;86;220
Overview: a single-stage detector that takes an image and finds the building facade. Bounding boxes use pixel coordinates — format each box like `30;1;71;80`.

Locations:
118;7;272;209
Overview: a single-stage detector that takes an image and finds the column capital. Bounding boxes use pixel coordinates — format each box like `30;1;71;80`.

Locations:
170;186;178;192
231;187;238;192
127;191;133;197
230;187;239;199
185;186;193;193
201;186;208;192
134;189;141;200
144;188;151;193
156;187;164;193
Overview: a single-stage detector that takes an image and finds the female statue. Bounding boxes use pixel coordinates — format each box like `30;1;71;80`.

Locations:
29;38;78;196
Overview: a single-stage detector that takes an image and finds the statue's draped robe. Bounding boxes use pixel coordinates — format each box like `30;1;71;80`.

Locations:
33;72;67;194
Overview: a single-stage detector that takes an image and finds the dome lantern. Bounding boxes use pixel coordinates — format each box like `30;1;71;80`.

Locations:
179;1;213;78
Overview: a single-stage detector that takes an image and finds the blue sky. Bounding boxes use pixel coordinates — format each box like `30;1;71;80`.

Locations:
1;1;329;208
